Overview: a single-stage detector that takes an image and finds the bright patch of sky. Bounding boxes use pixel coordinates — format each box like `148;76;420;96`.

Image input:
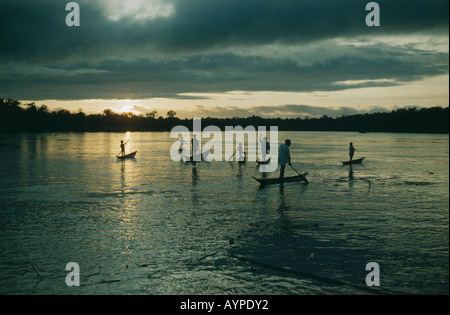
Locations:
98;0;174;21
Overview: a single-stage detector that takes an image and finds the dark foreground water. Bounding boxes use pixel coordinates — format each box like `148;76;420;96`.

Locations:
0;131;448;295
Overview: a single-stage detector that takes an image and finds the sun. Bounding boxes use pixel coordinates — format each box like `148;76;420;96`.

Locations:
107;99;140;115
119;104;140;115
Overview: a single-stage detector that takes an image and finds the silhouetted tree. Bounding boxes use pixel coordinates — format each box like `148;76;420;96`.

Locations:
167;110;177;118
103;108;115;116
146;110;158;118
0;98;448;133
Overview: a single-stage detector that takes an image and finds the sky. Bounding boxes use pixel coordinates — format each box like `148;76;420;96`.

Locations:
0;0;448;118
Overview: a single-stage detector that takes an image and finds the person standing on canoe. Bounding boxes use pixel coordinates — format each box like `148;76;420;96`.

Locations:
191;135;200;158
120;139;130;157
349;142;356;162
237;142;245;161
259;134;270;162
178;136;186;154
278;139;292;180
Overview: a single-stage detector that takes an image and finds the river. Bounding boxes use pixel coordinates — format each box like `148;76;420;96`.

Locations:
0;131;448;294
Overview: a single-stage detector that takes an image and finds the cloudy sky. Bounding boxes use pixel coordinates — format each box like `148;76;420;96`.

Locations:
0;0;448;118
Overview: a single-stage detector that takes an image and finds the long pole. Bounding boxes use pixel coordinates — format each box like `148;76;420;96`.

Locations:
289;164;309;184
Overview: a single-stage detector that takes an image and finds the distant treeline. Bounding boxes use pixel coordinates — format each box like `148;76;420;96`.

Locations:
1;98;448;134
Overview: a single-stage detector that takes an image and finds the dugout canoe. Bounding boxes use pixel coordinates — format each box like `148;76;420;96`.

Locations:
341;157;365;165
252;173;309;186
117;151;137;160
256;158;271;165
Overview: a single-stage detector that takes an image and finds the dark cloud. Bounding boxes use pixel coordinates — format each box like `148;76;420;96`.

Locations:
2;44;447;100
0;0;448;100
1;0;448;62
151;0;449;52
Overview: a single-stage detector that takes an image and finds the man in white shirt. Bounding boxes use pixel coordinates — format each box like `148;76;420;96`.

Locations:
278;139;292;180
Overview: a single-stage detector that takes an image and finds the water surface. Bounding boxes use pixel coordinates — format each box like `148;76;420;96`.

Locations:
0;131;448;294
